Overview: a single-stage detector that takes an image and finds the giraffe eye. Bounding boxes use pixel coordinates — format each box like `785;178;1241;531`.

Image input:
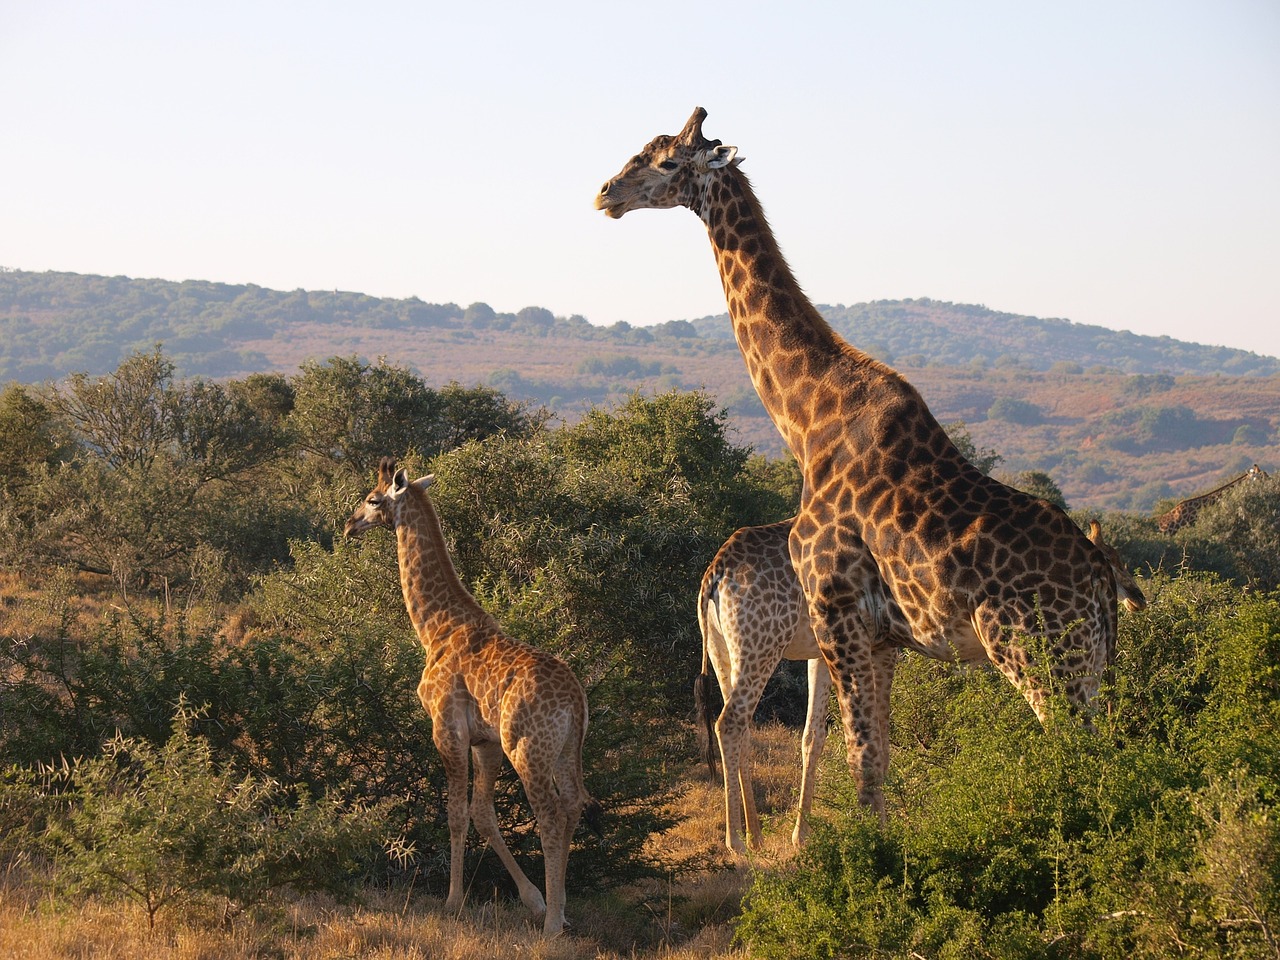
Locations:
658;159;678;171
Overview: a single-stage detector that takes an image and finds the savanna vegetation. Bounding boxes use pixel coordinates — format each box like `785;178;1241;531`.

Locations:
1;348;1278;958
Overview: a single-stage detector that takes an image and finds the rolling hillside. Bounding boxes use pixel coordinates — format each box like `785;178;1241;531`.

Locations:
2;268;1278;511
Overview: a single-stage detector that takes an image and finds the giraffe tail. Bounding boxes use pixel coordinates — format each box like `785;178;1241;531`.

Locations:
694;671;718;779
694;574;720;780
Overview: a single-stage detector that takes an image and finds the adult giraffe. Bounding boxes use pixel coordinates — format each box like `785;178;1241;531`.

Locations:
596;108;1121;814
344;458;599;936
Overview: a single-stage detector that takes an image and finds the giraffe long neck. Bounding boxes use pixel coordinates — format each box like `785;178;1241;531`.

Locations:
1166;467;1259;523
393;492;491;647
696;167;897;462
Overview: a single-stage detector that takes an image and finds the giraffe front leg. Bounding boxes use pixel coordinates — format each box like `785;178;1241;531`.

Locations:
868;641;897;786
792;521;888;819
820;627;887;819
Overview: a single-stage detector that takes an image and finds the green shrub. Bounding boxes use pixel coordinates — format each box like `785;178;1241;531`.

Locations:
736;577;1280;959
36;704;388;926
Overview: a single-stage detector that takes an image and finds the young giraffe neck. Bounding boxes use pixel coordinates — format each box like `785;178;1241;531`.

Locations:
392;492;492;648
695;168;892;461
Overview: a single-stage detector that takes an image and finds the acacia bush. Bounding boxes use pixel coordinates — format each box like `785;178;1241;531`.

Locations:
736;574;1280;959
30;706;387;927
0;350;541;595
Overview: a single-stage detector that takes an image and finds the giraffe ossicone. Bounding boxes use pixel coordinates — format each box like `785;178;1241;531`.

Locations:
344;457;600;937
599;107;1125;815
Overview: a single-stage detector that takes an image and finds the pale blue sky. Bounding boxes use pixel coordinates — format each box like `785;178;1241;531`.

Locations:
3;1;1278;358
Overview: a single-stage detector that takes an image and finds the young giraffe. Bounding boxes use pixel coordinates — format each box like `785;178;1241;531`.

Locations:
697;517;1143;854
344;458;599;936
1154;464;1267;534
696;517;907;853
597;108;1122;814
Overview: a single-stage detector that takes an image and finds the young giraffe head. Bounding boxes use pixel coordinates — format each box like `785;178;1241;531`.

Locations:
595;107;738;221
343;456;434;538
1087;520;1146;613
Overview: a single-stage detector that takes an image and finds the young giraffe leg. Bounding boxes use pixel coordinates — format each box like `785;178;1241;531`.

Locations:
792;654;831;845
551;744;588;927
511;759;570;936
468;741;547;919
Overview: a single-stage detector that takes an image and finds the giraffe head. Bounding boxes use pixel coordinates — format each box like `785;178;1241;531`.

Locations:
1087;520;1146;613
344;456;435;537
594;106;739;219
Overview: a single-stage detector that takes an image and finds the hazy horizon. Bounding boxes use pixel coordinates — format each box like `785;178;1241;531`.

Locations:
3;1;1277;357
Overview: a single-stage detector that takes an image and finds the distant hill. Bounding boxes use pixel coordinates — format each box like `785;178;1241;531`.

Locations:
3;269;1277;383
695;299;1280;377
2;268;1278;511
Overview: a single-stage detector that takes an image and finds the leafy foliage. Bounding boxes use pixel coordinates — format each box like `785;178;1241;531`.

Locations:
988;395;1044;426
33;704;386;926
1;376;791;907
736;575;1280;959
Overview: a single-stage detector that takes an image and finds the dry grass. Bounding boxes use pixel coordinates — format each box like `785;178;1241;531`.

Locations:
0;723;818;960
0;568;230;648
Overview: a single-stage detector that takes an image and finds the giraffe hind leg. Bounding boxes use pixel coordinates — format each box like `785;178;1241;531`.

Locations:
516;764;570;936
549;744;589;931
469;741;547;918
792;655;832;846
972;602;1105;727
716;691;763;853
435;736;471;914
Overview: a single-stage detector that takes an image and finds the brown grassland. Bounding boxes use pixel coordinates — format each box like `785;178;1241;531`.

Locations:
235;320;1280;511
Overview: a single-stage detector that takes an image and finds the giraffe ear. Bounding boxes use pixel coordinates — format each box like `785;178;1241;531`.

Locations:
410;474;435;492
706;144;738;169
392;468;410;492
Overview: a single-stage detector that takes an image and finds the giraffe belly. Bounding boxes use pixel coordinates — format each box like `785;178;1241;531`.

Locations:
781;625;820;661
900;618;986;663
